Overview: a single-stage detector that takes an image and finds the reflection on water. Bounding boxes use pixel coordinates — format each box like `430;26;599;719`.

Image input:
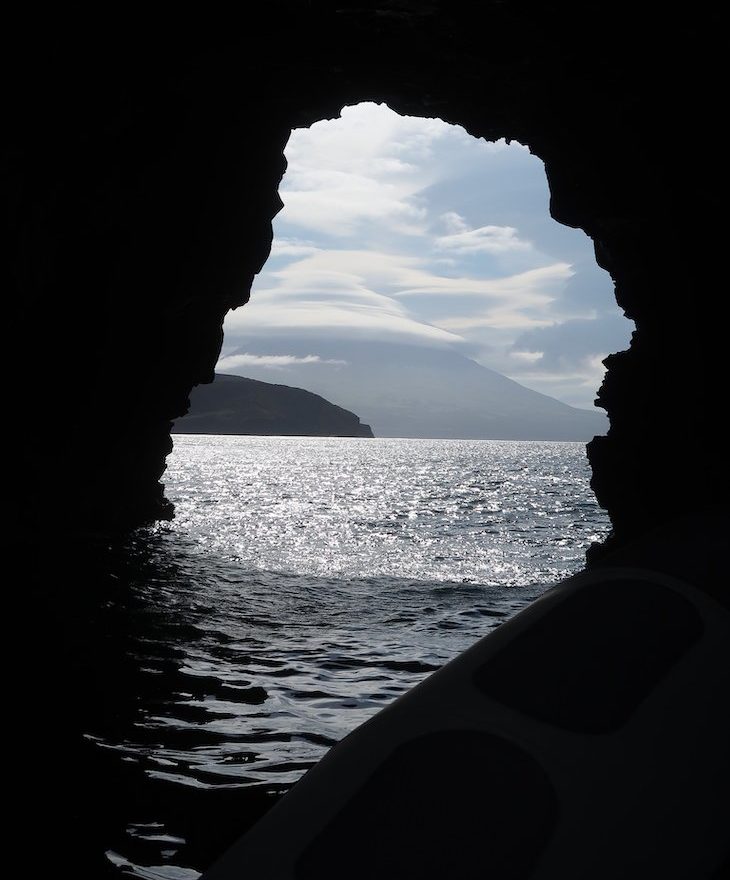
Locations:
19;439;608;877
23;536;290;879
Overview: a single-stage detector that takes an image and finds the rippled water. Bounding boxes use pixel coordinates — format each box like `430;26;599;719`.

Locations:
38;437;608;878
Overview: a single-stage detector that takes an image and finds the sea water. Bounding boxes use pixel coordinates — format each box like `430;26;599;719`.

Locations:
88;436;608;877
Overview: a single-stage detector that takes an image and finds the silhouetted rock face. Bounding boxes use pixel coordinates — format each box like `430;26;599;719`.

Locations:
173;374;374;438
7;4;726;551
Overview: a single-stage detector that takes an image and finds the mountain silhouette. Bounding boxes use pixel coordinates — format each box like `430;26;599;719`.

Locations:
173;374;373;437
214;338;607;440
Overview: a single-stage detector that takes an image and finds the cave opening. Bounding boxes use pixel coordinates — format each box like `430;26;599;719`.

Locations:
169;101;633;579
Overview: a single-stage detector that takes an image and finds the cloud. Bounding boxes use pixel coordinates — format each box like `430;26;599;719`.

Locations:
230;247;573;343
435;212;532;254
262;249;421;298
225;247;468;346
225;298;463;345
218;102;626;408
278;104;454;239
441;211;468;233
437;310;555;331
268;238;321;258
216;353;347;370
501;355;611;409
284;103;453;177
280;175;428;238
277;104;524;242
265;248;571;305
393;262;573;299
511;315;634;371
489;315;634;406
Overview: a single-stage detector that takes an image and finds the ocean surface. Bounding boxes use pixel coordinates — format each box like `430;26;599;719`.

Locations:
61;436;609;877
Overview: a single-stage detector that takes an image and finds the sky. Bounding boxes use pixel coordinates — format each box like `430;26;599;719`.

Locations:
219;102;633;410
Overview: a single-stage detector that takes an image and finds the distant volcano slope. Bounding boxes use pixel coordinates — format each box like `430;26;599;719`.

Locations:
215;339;608;441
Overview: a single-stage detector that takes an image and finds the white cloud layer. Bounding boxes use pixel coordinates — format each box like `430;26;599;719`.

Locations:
269;238;321;258
435;212;532;254
217;353;347;370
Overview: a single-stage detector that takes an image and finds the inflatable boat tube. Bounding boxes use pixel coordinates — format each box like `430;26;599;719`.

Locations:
202;565;730;879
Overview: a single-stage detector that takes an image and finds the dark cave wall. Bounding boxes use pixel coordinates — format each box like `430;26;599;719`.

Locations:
7;2;725;552
11;71;291;526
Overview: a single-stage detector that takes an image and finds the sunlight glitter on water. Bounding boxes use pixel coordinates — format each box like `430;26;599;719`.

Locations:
165;436;607;585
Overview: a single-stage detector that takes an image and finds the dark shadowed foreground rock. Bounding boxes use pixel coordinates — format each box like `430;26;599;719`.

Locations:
173;373;374;437
7;8;729;874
